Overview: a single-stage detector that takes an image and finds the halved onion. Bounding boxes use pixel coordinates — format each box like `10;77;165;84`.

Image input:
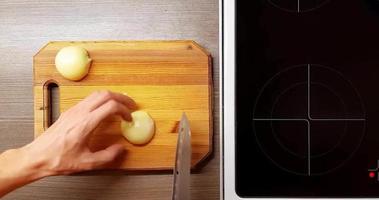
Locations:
121;111;155;145
55;46;92;81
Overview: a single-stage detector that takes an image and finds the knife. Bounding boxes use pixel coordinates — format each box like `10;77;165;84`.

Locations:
172;113;192;200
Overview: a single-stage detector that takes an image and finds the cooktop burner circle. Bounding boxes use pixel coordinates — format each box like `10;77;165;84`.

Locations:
252;64;366;176
270;82;349;159
267;0;331;13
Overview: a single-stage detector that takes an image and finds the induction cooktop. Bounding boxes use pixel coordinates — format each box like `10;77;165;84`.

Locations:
233;0;379;198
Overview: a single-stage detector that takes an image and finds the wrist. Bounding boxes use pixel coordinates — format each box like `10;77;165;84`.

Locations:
8;147;54;181
0;147;53;197
16;145;55;179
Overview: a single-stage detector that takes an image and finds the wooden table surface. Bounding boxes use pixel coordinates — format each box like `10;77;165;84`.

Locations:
0;0;219;199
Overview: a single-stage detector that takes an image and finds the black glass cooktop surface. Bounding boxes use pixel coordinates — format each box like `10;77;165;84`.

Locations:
236;0;379;197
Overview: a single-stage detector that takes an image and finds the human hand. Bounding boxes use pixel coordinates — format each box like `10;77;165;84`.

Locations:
23;91;136;175
0;91;136;197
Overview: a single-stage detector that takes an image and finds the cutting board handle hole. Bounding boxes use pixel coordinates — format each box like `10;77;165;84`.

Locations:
43;80;60;130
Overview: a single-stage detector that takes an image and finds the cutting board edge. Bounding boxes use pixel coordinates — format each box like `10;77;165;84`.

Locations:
33;40;211;57
195;52;214;171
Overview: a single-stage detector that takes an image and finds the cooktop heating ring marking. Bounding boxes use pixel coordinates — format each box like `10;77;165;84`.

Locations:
297;0;300;12
267;0;331;13
253;64;366;176
307;64;365;121
254;118;311;175
269;81;351;159
307;119;310;175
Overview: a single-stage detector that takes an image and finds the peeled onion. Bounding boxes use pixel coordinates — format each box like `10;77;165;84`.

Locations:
55;46;92;81
121;111;155;145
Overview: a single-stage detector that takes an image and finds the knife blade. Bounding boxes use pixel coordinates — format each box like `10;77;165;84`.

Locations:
172;113;191;200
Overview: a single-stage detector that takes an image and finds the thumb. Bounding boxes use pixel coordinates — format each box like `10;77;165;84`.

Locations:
87;144;125;169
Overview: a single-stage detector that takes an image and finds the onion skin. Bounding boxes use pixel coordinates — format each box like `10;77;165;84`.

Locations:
55;46;92;81
121;111;155;145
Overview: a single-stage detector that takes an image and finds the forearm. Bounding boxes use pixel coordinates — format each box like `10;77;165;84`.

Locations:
0;147;52;197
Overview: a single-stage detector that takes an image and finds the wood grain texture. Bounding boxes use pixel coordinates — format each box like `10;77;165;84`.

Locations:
34;40;213;170
0;0;219;199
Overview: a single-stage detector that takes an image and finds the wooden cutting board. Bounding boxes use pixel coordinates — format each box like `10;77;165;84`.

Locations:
33;40;213;170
